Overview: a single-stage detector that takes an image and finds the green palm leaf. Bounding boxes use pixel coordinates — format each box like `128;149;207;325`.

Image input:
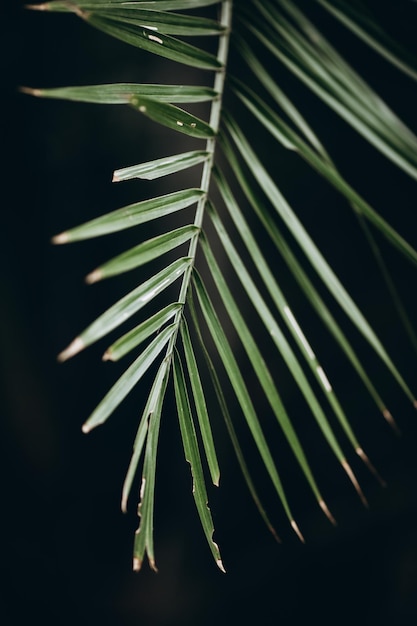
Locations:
57;257;192;361
25;0;417;571
52;189;204;242
88;14;222;69
223;113;415;404
217;133;398;428
85;225;199;283
33;0;222;11
192;269;303;540
179;318;220;486
113;151;210;181
22;84;218;104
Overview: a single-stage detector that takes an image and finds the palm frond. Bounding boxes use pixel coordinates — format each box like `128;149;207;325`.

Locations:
24;0;417;571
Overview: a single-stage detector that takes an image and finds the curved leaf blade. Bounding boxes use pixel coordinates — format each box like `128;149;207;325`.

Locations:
187;291;280;540
113;150;210;182
246;4;417;179
35;0;222;10
173;350;225;571
224;115;416;404
105;303;182;361
122;359;168;514
23;84;218;104
82;323;176;433
86;8;225;36
219;133;394;423
192;270;304;540
129;96;215;139
87;15;223;70
199;229;336;521
205;205;358;465
86;225;199;283
233;82;417;267
212;171;360;436
133;365;167;572
58;257;192;360
180;318;220;486
53;189;205;242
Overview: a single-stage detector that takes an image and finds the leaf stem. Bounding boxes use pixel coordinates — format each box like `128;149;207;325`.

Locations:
165;0;233;355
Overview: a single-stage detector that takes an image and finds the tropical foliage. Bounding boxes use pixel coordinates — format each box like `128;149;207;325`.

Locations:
24;0;417;572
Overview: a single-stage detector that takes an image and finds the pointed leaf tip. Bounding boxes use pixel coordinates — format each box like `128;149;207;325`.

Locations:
356;448;386;487
319;500;337;526
291;520;305;543
382;408;401;435
85;269;102;285
149;558;158;573
342;460;368;507
133;557;142;572
102;350;113;362
52;232;69;245
25;4;48;10
19;86;42;97
57;337;84;362
270;527;282;543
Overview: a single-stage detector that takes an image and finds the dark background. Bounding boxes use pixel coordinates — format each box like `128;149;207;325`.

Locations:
3;1;417;624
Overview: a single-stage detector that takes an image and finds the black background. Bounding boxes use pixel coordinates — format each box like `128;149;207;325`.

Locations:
3;2;417;624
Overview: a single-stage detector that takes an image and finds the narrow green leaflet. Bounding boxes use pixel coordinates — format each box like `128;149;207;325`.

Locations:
133;368;167;572
251;39;417;351
192;270;304;540
356;212;417;361
58;257;192;361
82;323;176;433
231;69;417;362
187;291;280;540
83;9;225;36
23;84;217;105
252;0;417;152
224;115;416;404
129;96;215;139
199;230;336;521
85;225;199;283
233;82;417;267
245;4;417;180
205;206;366;482
265;0;381;113
34;0;222;11
317;0;417;82
53;189;205;242
232;35;331;160
121;404;150;512
180;319;220;486
113;151;210;182
86;15;223;70
105;303;182;361
122;359;168;514
272;0;417;152
219;133;395;425
212;173;360;440
173;350;225;571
